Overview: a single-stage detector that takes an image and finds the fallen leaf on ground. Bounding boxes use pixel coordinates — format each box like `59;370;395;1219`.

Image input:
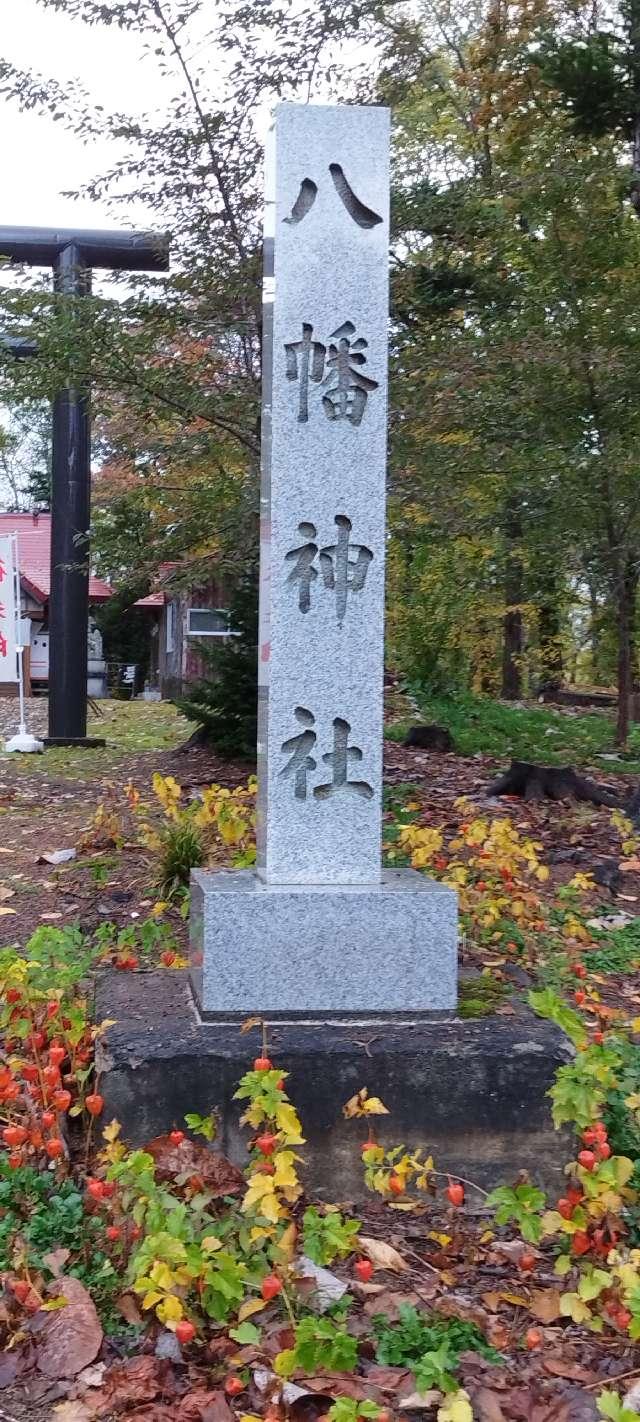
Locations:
37;849;77;865
180;1390;236;1422
0;1349;20;1388
116;1408;176;1422
294;1375;383;1402
90;1355;176;1414
363;1289;424;1318
542;1356;599;1383
35;1277;103;1380
358;1236;408;1273
467;1390;507;1422
53;1404;95;1422
43;1247;71;1278
398;1391;441;1411
363;1365;413;1393
144;1135;244;1196
527;1288;562;1323
117;1292;144;1326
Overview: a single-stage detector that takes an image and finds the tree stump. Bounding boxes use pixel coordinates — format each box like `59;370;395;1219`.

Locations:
487;760;621;807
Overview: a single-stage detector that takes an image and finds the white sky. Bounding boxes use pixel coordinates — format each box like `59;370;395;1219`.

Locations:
1;0;166;229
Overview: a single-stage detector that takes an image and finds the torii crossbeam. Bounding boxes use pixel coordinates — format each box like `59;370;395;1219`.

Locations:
0;225;170;745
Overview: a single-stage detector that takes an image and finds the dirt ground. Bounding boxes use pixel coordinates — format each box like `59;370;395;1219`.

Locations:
0;697;637;954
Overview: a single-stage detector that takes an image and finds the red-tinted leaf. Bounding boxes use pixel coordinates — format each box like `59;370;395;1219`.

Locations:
35;1278;103;1380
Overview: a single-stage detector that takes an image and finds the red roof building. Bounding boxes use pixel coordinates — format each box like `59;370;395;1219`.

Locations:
0;512;112;607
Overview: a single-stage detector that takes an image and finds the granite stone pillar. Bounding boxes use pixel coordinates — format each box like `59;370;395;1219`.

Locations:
191;103;457;1018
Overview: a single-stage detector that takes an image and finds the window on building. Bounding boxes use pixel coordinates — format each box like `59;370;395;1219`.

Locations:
186;607;231;637
166;600;176;653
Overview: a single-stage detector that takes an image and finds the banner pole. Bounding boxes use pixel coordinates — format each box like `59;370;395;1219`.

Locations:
3;533;42;754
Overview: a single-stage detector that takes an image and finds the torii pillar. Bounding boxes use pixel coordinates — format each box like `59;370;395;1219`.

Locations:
0;227;170;744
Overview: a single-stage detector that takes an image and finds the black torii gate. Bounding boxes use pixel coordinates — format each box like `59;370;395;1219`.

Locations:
0;226;170;744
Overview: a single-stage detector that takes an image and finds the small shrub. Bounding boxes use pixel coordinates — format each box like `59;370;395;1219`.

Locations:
157;818;205;893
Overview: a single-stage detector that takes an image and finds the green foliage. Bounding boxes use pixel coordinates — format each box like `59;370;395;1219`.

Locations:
487;1183;546;1243
541;36;631;139
387;693;640;775
177;570;258;760
276;1316;359;1377
157;817;205;894
0;1162;119;1321
0;924;94;995
327;1402;382;1422
373;1304;500;1391
458;976;509;1019
528;987;588;1049
302;1207;361;1267
597;1389;640;1421
184;1111;217;1142
93;916;180;963
588;922;640;975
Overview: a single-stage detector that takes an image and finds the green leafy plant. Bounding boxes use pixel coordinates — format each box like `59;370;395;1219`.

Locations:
302;1206;361;1266
157;818;205;894
275;1315;359;1376
372;1302;497;1376
597;1390;640;1421
184;1111;218;1142
327;1402;382;1422
487;1182;546;1242
0;1161;119;1321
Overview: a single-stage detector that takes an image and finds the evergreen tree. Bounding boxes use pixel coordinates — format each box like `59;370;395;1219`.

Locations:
177;568;258;760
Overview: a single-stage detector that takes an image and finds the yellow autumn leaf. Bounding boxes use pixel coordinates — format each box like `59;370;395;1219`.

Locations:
238;1298;269;1321
437;1389;473;1422
201;1236;223;1253
102;1120;121;1144
141;1290;163;1310
560;1291;593;1324
243;1174;283;1223
157;1294;183;1324
343;1088;389;1119
149;1261;174;1291
275;1102;306;1142
272;1150;300;1189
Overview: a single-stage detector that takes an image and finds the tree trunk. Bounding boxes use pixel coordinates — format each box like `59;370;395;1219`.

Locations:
616;562;637;745
501;500;523;699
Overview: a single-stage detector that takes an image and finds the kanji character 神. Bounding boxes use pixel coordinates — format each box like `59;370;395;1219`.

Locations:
319;515;372;625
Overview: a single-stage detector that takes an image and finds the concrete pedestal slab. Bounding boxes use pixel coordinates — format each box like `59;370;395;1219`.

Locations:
96;969;574;1199
190;867;457;1017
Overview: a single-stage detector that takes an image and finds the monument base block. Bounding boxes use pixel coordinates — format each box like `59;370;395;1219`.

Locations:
95;969;574;1198
190;867;457;1018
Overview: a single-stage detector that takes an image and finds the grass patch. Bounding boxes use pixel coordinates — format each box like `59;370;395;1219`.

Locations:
385;690;640;773
588;919;640;975
458;975;510;1018
5;701;190;779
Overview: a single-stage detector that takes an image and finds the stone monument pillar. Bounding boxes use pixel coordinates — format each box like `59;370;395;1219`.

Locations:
190;102;457;1018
